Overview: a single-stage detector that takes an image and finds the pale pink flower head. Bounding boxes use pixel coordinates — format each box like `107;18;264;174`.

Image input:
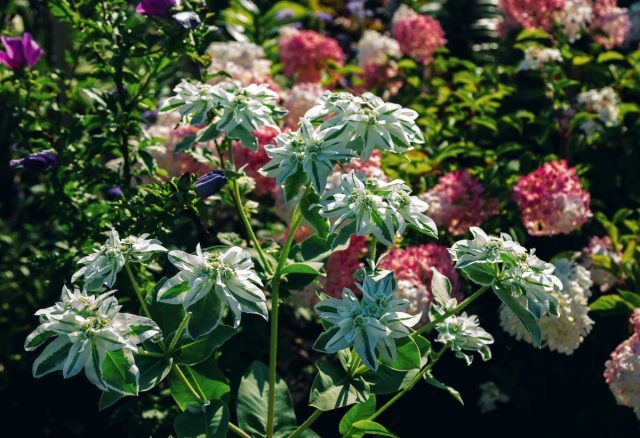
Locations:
592;6;631;49
421;170;499;236
278;28;344;84
283;83;324;129
604;309;640;420
0;32;44;71
233;126;279;197
581;235;622;291
322;235;369;297
498;0;565;31
378;244;461;323
513;160;592;236
392;12;446;66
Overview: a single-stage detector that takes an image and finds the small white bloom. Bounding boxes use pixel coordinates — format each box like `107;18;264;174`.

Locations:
356;30;401;68
554;0;593;42
157;245;266;329
577;87;620;133
206;41;272;84
25;286;159;394
518;47;562;71
162;80;218;125
72;229;167;292
478;382;510;413
449;227;527;270
436;312;494;365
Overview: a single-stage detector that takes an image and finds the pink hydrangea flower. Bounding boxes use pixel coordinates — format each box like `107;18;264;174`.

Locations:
513;160;592;236
233;126;279;197
283;83;324;129
322;236;369;297
360;64;403;96
498;0;565;31
592;6;631;49
0;32;44;71
278;28;344;84
378;244;461;322
581;235;622;291
392;13;446;66
604;309;640;420
421;170;499;236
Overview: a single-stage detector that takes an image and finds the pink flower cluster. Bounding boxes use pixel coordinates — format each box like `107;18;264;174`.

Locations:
392;15;445;66
498;0;565;31
592;4;631;49
232;126;279;197
581;235;622;291
279;29;344;84
421;170;499;236
323;236;369;297
604;309;640;420
513;160;592;236
378;244;461;320
283;83;324;129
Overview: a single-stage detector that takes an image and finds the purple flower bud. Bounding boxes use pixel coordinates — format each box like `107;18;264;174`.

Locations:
136;0;179;18
10;150;57;172
314;12;333;22
142;109;158;125
275;9;294;21
0;33;44;71
194;170;228;199
105;187;124;200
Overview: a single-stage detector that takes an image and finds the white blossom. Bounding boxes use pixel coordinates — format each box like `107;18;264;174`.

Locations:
206;41;272;84
356;30;401;67
554;0;593;42
577;87;620;134
477;382;510;413
436;312;494;365
518;47;563;71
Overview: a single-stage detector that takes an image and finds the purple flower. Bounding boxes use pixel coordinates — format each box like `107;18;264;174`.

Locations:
194;170;228;199
0;33;44;71
10;150;57;172
314;12;333;22
136;0;179;18
105;187;124;200
275;9;294;21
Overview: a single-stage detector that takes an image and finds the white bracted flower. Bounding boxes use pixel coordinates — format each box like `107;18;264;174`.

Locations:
449;226;527;270
436;312;494;365
162;80;218;125
25;286;159;394
319;171;437;245
305;91;424;161
72;229;167;292
157;245;266;329
314;271;421;370
260;118;354;193
518;47;562;71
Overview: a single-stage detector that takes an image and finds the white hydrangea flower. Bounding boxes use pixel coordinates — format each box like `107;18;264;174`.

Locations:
260;118;354;193
356;30;401;67
314;271;421;370
518;47;563;71
477;382;510;413
391;4;418;25
577;87;620;133
305;91;424;161
72;229;167;292
25;286;159;394
206;41;272;84
436;312;494;365
157;244;266;328
554;0;593;42
319;171;437;245
500;258;593;354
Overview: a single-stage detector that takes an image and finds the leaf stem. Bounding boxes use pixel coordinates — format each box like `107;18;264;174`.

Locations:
172;363;204;403
288;408;323;438
136;350;165;358
228;422;251;438
369;236;377;262
168;312;190;352
266;203;303;438
413;285;490;336
125;263;152;319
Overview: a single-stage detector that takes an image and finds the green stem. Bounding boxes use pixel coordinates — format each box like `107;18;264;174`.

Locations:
228;422;251;438
125;263;152;319
168;312;190;352
413;285;490;336
172;364;204;403
136;350;165;358
266;204;303;438
288;409;323;438
368;347;448;422
369;236;377;262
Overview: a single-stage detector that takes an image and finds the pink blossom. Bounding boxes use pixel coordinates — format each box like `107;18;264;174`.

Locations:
0;33;44;71
323;236;369;297
233;126;278;197
592;6;631;49
498;0;565;31
360;64;403;95
378;244;461;321
283;83;324;129
421;170;499;236
513;160;592;236
392;14;446;66
604;309;640;420
279;29;344;84
581;235;622;291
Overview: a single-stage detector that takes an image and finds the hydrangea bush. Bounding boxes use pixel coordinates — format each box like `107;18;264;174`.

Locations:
3;0;640;436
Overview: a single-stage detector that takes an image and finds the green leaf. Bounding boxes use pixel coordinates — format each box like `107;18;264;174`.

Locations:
227;125;258;150
597;51;626;63
350;420;398;437
619;291;640;308
137;355;173;391
175;325;237;365
589;295;635;314
237;361;297;436
187;293;225;339
493;283;541;347
174;400;229;438
102;350;139;396
363;365;417;395
174;134;197;154
572;55;593;66
300;189;330;238
195;124;221;143
339;395;376;436
459;262;497;286
379;337;420;371
98;391;125;411
284;168;307;202
309;361;370;411
280;262;325;277
424;372;464;405
169;357;230;411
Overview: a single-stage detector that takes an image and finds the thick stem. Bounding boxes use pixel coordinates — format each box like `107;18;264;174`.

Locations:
266;204;303;438
168;312;190;352
413;285;490;336
369;236;377;262
228;422;251;438
125;263;152;319
288;409;323;438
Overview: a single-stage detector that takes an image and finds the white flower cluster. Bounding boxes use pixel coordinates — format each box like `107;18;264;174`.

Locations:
314;271;421;370
500;258;593;354
391;4;417;25
162;80;285;149
72;229;167;292
450;227;562;321
554;0;593;42
356;30;401;68
206;41;272;85
576;86;620;134
319;171;437;245
157;245;266;330
477;382;510;413
283;83;324;128
518;47;563;71
25;287;160;394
